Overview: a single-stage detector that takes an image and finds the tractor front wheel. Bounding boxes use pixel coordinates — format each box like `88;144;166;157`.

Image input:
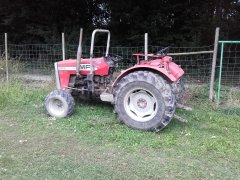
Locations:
114;71;176;131
45;89;75;118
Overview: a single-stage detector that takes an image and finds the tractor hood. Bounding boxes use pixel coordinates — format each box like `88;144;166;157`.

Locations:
55;57;110;89
57;57;110;75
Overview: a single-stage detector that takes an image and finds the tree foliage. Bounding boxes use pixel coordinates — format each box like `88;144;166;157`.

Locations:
0;0;239;45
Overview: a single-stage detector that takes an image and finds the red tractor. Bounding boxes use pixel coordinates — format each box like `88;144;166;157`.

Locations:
45;29;184;131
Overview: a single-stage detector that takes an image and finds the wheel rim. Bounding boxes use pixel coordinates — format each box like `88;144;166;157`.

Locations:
124;88;158;122
48;97;67;117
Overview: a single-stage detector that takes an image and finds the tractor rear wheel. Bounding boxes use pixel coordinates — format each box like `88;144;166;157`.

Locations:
114;71;176;131
45;89;75;118
172;78;185;102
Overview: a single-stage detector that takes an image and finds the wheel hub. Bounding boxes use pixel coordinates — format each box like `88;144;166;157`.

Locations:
48;97;67;117
54;99;63;109
137;98;147;109
124;89;158;122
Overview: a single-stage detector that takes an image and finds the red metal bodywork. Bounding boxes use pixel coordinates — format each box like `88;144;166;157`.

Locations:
56;54;184;89
112;54;184;87
57;57;109;89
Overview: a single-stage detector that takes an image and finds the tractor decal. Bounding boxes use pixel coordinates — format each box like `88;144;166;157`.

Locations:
58;65;98;71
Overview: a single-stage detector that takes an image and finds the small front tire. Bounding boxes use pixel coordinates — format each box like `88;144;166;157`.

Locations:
45;89;75;118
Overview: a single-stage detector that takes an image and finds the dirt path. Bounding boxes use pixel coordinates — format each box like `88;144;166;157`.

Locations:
17;74;52;81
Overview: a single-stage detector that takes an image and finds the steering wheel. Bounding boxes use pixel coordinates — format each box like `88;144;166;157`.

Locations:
108;54;123;62
155;47;169;56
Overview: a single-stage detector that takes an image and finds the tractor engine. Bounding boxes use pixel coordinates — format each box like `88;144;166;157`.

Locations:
57;55;119;99
71;73;114;99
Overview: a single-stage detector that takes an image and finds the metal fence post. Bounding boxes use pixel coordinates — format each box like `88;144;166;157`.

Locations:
209;27;220;101
5;33;9;83
144;33;148;60
62;33;66;60
217;42;224;104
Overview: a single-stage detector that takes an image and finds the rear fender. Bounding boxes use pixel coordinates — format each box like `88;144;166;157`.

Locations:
112;63;184;88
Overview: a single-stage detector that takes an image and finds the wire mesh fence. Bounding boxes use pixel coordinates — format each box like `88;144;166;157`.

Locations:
0;43;215;85
218;43;240;87
0;44;3;55
0;44;6;82
216;42;240;106
66;45;214;83
1;42;240;105
8;44;62;75
154;46;214;83
66;45;145;68
0;40;240;108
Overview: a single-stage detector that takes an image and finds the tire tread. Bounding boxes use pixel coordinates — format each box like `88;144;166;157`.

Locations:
113;71;176;131
44;89;75;117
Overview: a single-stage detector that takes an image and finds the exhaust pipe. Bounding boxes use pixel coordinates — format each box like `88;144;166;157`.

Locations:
76;28;83;76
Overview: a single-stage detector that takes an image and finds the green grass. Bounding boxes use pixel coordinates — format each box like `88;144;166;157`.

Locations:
0;82;240;179
0;56;25;76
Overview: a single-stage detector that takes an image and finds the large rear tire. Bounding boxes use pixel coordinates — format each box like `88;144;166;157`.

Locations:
45;89;75;118
114;71;176;131
172;78;185;103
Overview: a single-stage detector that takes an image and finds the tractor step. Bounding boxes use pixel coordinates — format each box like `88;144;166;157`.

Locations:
100;93;114;103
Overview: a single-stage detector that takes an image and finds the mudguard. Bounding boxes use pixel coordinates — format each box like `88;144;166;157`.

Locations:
112;62;184;88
